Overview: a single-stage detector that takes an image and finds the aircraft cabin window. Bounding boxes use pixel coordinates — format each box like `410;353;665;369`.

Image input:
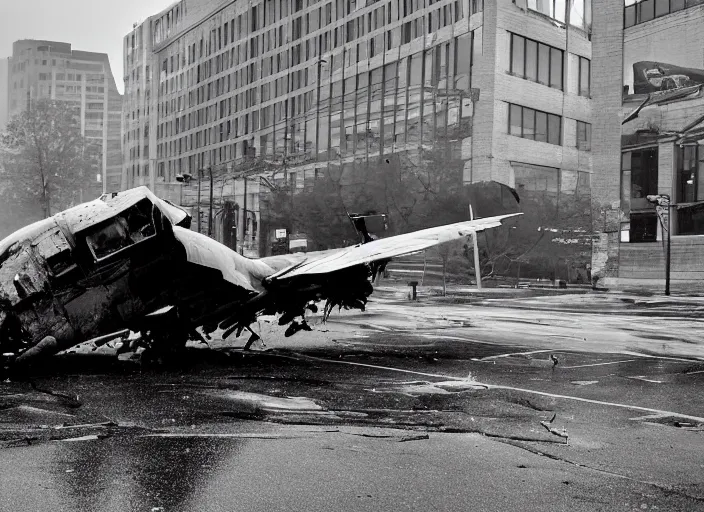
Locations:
86;202;157;261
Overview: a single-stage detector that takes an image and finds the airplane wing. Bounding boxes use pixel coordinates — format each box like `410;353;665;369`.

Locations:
209;213;523;340
266;213;522;282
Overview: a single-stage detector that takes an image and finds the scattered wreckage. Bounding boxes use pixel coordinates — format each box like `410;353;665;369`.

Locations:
0;186;520;373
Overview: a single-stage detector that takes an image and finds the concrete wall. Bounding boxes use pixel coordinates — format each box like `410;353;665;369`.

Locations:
590;0;625;285
618;236;704;292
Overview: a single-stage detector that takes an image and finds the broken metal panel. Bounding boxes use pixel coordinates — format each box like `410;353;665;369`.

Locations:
0;246;44;305
59;186;189;236
0;217;57;260
63;286;114;340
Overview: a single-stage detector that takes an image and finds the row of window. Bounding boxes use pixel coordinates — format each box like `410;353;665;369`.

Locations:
154;43;476;167
160;0;472;82
156;33;476;145
38;73;95;82
509;33;590;96
508;103;591;150
515;0;592;31
154;16;468;122
623;0;690;28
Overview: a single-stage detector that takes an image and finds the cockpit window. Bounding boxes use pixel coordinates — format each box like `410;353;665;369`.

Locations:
85;199;157;261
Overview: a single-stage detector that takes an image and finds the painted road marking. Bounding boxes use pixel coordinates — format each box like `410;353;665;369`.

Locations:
280;352;704;423
561;360;636;369
626;376;664;384
618;351;703;363
485;384;704;423
471;349;553;361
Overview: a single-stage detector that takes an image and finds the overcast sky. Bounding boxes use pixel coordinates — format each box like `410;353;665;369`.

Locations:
0;0;174;94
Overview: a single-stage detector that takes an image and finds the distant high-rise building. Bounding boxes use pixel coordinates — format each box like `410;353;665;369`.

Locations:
7;40;123;194
0;57;8;130
123;19;157;195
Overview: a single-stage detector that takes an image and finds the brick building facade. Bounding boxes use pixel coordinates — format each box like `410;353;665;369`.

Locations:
593;0;704;290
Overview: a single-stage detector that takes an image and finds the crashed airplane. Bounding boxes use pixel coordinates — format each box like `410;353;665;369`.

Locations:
0;186;521;373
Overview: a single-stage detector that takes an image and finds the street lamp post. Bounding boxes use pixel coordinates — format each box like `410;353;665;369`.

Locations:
241;173;247;256
196;172;202;234
646;194;672;296
207;167;213;237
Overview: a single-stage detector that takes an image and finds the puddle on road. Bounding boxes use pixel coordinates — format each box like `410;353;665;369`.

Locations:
0;405;76;423
204;390;324;413
570;381;599;386
368;376;487;396
200;390;343;422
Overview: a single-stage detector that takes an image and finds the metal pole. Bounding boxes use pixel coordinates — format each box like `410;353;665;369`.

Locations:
241;174;248;255
470;204;482;289
196;171;202;234
666;211;671;296
208;167;213;237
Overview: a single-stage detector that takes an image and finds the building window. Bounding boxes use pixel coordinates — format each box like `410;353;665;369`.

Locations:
624;0;686;28
621;147;659;242
569;0;592;31
508;103;562;145
578;56;590;97
621;148;658;211
513;163;559;195
576;121;591;150
676;144;704;234
524;0;566;22
510;34;563;90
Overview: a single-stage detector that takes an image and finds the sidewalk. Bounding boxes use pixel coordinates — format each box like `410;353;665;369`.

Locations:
372;281;704;315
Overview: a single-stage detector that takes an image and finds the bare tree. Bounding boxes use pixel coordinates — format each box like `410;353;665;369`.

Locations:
0;99;100;219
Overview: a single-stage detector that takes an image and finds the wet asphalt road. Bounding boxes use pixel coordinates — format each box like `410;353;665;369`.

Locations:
1;291;704;511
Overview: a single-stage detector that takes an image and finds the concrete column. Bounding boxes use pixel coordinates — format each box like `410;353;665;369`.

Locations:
590;0;625;286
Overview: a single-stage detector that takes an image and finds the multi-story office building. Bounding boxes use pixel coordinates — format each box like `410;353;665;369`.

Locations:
591;0;704;290
127;0;593;263
123;20;161;195
6;40;123;194
0;57;8;130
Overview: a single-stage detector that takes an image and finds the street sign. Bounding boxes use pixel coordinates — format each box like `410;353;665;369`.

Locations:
275;229;287;239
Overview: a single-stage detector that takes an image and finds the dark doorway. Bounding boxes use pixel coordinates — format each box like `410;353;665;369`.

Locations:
222;201;238;251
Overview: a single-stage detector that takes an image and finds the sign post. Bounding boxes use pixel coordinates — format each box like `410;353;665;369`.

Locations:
647;194;671;296
470;204;482;290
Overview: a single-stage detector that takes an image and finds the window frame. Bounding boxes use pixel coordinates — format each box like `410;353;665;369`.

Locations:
576;120;591;151
624;0;688;28
578;56;591;97
508;103;562;146
509;33;564;91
